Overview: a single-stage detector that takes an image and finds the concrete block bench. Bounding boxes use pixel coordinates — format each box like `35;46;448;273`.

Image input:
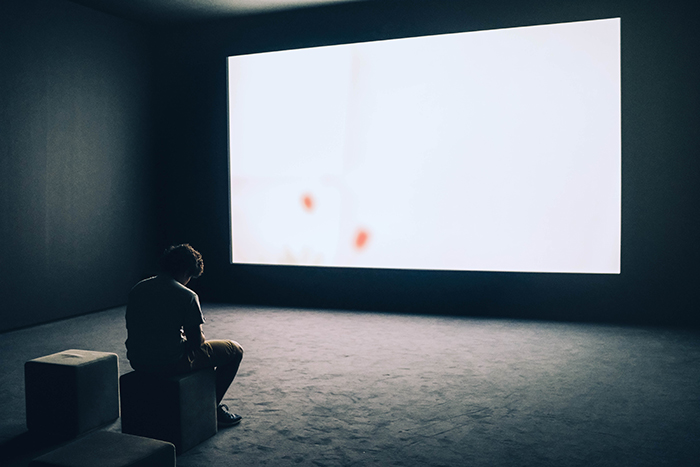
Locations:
29;430;175;467
25;349;119;439
120;368;217;453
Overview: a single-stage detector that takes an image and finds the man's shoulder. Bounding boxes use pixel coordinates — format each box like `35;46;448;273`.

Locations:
172;279;199;301
131;275;198;299
129;276;161;295
132;275;156;287
129;276;155;294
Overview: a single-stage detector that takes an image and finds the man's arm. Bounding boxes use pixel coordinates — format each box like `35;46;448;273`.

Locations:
183;324;205;351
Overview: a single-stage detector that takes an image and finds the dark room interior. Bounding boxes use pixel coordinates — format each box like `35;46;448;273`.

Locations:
1;0;699;465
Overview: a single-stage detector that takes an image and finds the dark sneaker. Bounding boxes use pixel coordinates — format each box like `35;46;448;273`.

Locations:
217;404;242;427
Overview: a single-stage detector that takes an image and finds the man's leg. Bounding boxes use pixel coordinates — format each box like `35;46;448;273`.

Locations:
211;340;243;404
182;339;244;427
190;340;244;405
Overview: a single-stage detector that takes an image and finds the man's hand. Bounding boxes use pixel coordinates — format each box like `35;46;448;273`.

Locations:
183;324;205;350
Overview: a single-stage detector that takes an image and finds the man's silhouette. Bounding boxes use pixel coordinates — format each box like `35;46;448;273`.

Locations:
125;244;244;426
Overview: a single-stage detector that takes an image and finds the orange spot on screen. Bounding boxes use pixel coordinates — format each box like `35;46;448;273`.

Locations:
355;229;369;250
302;194;314;212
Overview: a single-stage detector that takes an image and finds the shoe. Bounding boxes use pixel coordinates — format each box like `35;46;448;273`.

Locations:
217;404;242;427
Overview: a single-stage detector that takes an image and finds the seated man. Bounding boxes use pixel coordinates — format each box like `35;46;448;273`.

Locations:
125;244;244;427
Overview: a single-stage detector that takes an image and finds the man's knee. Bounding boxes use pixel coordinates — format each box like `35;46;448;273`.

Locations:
229;341;244;360
201;340;243;367
225;340;244;362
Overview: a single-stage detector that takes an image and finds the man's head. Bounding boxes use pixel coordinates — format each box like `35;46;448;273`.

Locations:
158;244;204;282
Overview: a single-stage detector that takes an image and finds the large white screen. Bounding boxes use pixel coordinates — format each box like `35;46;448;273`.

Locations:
228;18;621;273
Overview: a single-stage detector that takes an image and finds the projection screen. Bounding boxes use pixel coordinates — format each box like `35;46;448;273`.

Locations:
227;18;621;274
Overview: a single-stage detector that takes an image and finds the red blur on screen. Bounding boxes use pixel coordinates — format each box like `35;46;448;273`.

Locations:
355;229;369;249
302;194;314;212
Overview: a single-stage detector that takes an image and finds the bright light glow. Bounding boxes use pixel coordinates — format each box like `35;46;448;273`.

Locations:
227;18;621;273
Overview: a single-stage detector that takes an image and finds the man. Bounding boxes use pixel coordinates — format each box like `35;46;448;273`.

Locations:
125;244;244;427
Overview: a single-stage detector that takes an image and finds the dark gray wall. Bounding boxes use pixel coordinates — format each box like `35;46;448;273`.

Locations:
152;0;700;327
3;0;697;331
0;0;157;332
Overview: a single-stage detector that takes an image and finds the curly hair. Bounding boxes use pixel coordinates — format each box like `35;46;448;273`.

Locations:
158;244;204;279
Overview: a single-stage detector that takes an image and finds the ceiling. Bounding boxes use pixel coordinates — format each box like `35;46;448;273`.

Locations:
69;0;375;23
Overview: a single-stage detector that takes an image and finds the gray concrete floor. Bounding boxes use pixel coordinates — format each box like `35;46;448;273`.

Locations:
1;305;699;466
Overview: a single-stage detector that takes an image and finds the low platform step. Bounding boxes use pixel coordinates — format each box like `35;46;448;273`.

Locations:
29;430;176;467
